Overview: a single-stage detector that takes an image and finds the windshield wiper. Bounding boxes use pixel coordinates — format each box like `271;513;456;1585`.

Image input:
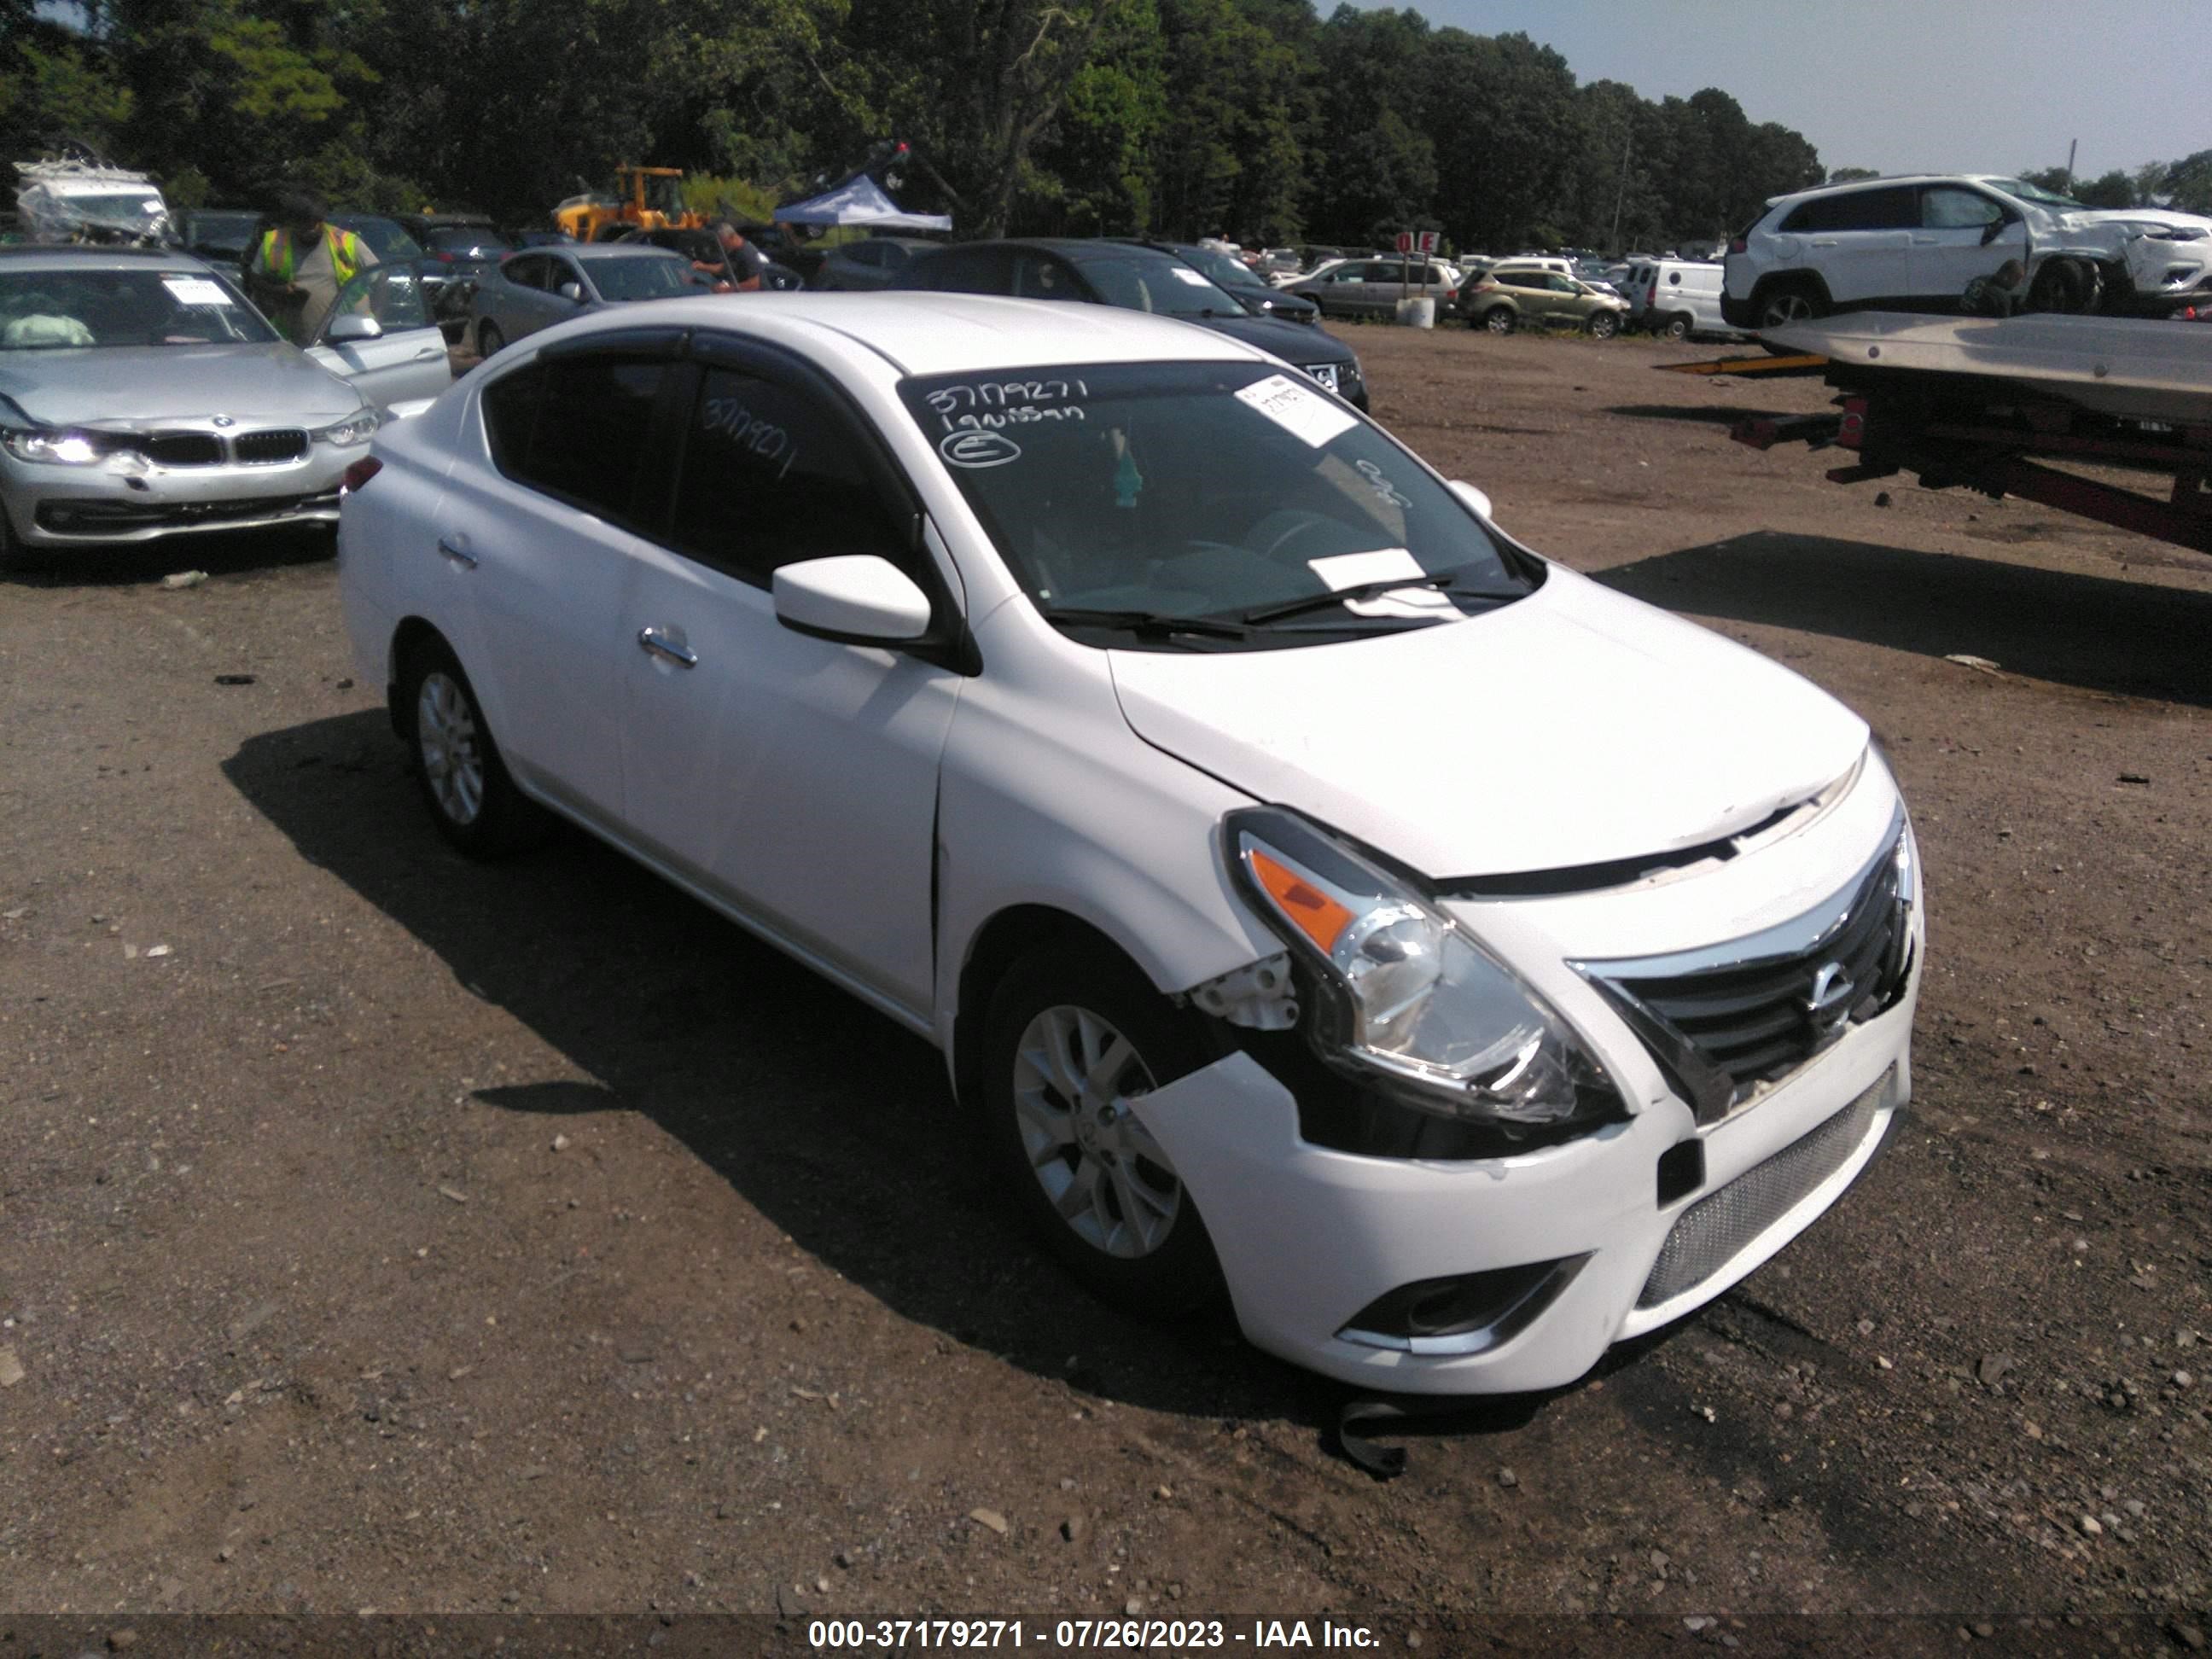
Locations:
1234;573;1515;627
1038;606;1251;643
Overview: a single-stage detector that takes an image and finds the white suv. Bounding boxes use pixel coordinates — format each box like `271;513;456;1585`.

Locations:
338;294;1922;1395
1723;173;2212;330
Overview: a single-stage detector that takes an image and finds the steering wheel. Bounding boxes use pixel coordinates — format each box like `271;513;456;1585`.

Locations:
1252;509;1355;564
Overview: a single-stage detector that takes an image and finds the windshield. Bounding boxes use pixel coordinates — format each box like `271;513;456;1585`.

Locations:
905;360;1533;649
0;268;277;349
338;216;425;259
1078;255;1246;319
423;225;510;256
587;254;696;300
1175;245;1266;292
1990;177;2086;210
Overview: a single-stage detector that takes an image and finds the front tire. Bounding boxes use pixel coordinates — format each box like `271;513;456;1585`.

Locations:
2027;256;2100;315
1587;311;1620;340
398;636;546;856
979;940;1225;1318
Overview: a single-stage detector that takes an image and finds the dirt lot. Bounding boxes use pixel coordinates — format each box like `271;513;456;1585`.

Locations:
2;323;2209;1649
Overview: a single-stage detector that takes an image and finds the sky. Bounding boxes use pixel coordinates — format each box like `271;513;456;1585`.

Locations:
1365;0;2208;180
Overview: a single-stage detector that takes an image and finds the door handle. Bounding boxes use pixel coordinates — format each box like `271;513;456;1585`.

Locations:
436;536;477;568
637;626;697;668
413;346;445;360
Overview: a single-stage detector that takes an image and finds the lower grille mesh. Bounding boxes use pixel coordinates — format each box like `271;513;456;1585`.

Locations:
1639;1072;1890;1308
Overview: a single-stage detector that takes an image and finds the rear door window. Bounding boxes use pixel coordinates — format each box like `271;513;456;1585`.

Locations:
508;354;668;522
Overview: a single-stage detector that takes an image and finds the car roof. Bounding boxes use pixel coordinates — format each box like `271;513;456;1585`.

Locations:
509;292;1265;378
936;237;1183;267
0;246;213;275
1767;172;2033;207
562;242;688;261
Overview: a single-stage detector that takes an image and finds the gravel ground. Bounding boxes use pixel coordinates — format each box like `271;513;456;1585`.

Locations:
1;323;2208;1650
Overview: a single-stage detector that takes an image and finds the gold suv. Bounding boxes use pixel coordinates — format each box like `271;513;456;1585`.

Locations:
1457;263;1630;337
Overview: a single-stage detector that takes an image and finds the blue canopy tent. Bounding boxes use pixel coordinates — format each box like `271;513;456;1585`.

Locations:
774;173;952;235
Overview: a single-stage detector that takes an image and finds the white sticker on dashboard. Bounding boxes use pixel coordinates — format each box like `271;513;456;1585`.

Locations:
161;276;235;306
1234;373;1355;448
1167;266;1211;286
1307;548;1463;619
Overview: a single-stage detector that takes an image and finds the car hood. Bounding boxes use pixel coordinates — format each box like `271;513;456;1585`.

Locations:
0;343;362;428
2046;206;2211;239
1107;567;1869;880
1191;311;1353;364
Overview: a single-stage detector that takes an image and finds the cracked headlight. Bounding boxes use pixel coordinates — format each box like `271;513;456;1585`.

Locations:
311;409;381;447
1;426;113;465
1224;806;1620;1128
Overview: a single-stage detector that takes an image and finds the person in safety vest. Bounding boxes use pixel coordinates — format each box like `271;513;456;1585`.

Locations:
248;189;375;344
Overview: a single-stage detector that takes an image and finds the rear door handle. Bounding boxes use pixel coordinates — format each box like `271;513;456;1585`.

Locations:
637;626;697;668
436;536;477;568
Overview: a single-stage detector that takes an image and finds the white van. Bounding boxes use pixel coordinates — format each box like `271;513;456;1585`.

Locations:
1630;260;1749;341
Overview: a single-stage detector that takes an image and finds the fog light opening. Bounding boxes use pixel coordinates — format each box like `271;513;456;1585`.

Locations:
1338;1255;1589;1356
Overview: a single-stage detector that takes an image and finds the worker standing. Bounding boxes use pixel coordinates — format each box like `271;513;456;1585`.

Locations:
247;190;376;344
692;221;765;293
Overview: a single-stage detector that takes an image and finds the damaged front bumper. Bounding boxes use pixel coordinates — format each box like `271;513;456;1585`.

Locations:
3;446;348;548
1132;986;1916;1395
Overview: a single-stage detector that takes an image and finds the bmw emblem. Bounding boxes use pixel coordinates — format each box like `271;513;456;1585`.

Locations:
212;415;235;428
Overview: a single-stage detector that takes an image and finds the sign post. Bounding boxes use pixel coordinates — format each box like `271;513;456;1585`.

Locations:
1394;230;1413;306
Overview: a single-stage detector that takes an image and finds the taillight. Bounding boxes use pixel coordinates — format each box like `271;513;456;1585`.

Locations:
1727;237;1748;255
341;457;382;492
1837;397;1867;451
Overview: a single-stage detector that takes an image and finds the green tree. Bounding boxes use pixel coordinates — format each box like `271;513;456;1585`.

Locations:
2072;168;2140;209
2160;149;2212;215
1826;166;1880;184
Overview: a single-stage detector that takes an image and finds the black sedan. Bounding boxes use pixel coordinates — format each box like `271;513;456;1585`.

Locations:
814;235;942;291
895;239;1365;410
1112;238;1320;326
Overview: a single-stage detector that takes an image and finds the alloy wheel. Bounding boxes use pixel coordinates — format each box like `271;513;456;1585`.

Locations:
1761;289;1814;328
416;671;486;827
1010;1004;1182;1260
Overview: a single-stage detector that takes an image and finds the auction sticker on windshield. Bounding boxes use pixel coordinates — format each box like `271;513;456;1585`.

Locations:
161;277;234;306
1234;372;1355;448
1167;266;1212;286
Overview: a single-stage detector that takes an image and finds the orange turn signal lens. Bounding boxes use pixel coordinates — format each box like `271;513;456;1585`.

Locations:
1249;847;1354;954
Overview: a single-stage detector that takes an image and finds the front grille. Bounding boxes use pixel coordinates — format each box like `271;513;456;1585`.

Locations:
232;428;308;464
1608;838;1910;1109
1639;1070;1889;1308
143;433;224;467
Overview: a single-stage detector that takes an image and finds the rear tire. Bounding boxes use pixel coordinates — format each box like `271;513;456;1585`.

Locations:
397;635;548;857
978;939;1226;1319
1482;307;1515;335
476;319;505;358
1756;282;1825;330
1662;312;1693;341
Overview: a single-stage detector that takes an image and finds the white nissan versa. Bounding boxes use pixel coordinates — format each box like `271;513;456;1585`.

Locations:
335;294;1923;1394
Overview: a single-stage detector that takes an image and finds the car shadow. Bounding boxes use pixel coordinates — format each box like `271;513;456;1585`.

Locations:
220;712;1406;1435
1604;403;1786;426
2;525;335;588
1594;531;2212;707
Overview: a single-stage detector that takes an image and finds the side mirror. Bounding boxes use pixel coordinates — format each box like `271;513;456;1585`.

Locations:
326;312;382;343
1447;479;1493;520
558;281;585;303
773;555;932;644
1979;218;2010;246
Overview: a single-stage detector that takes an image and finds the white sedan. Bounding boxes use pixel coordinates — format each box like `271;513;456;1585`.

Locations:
335;294;1923;1394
